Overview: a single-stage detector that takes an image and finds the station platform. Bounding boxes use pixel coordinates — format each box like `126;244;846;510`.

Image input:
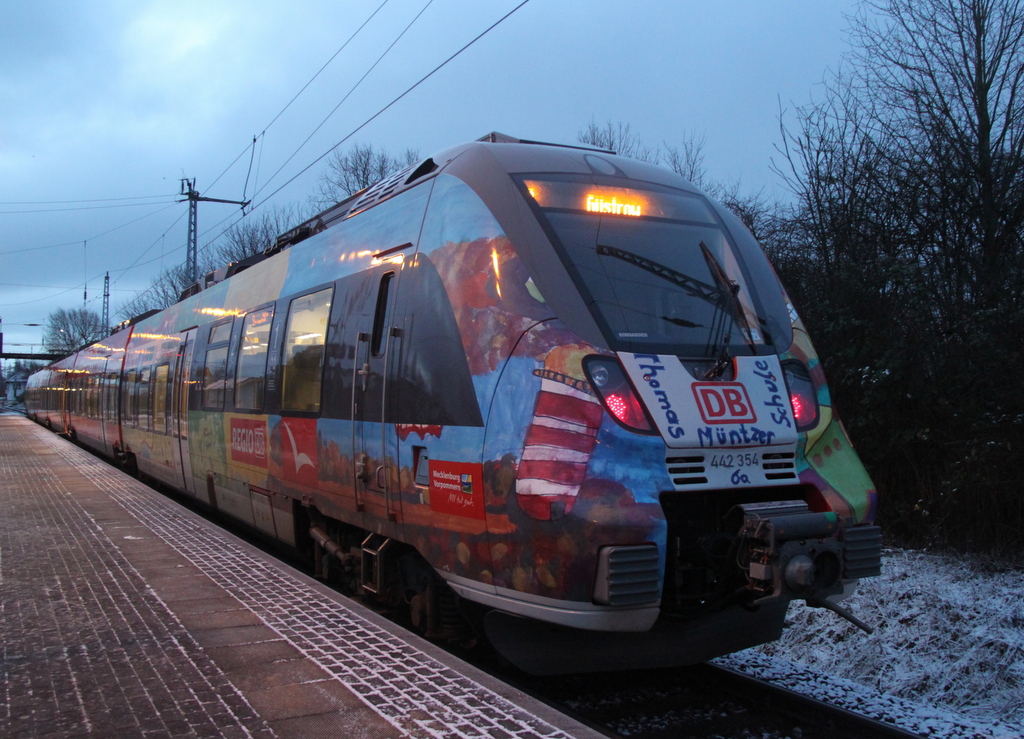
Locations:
0;414;601;739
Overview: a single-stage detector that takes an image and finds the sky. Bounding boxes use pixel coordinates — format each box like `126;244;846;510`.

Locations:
0;0;858;359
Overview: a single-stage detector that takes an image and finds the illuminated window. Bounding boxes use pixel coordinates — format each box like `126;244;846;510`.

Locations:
281;288;332;413
234;307;274;411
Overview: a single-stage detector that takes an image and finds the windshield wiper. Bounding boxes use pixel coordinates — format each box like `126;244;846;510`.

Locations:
595;242;757;365
700;242;756;379
597;244;720;305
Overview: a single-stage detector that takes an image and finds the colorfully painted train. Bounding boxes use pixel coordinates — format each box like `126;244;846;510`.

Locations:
27;134;881;673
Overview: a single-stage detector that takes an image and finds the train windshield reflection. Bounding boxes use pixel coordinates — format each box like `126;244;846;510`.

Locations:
520;175;777;355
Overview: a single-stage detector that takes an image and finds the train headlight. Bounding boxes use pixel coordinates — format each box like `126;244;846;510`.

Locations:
583;356;657;434
782;359;819;432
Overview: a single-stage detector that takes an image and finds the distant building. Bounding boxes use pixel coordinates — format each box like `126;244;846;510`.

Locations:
3;366;31;404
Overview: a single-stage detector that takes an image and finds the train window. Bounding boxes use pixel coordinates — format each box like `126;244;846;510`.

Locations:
106;371;118;421
202;319;233;410
370;272;394;357
234;307;274;411
210;321;232;345
123;369;137;427
202;347;228;409
281;287;332;413
139;367;152;430
153;364;169;433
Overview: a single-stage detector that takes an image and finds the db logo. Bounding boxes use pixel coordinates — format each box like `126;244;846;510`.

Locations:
692;383;757;424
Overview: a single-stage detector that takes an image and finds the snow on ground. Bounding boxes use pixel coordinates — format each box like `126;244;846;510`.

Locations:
716;548;1024;738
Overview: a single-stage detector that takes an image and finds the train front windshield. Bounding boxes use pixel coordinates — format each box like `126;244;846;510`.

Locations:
519;175;784;356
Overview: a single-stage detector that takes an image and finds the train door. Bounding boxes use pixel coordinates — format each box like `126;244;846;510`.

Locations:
171;328;197;494
59;368;71;432
352;267;402;524
98;357;112;453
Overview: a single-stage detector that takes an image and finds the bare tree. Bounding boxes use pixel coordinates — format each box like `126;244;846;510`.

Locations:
215;204;305;264
310;143;420;210
116;258;218;321
849;0;1024;311
43;307;107;355
662;131;709;187
116;203;306;321
577;120;660;162
771;0;1024;554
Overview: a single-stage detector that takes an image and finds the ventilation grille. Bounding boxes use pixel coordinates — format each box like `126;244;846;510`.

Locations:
666;454;707;487
593;545;661;606
843;525;882;579
762;452;797;480
346;165;415;215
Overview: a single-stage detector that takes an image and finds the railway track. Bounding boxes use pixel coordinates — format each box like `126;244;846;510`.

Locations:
515;662;924;739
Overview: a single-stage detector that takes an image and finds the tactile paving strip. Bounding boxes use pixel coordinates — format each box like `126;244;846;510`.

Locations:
40;431;572;739
0;419;274;738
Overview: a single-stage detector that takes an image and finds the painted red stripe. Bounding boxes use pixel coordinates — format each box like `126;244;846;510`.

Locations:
524;424;598;453
534;391;604;428
517;459;588;485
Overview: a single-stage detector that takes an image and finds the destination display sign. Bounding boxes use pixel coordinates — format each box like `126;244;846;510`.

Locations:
522;178;717;223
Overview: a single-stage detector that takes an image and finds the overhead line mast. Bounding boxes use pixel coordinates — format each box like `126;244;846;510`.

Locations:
102;272;110;334
178;179;250;283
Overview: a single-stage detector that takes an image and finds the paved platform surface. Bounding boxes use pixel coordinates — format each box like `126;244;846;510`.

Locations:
0;414;601;738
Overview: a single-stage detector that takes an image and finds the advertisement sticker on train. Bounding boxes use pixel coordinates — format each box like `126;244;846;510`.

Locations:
273;417;318;486
428;460;485;520
229;417;267;468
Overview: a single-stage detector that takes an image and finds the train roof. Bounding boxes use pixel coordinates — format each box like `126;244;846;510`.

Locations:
164;133;706;306
278;133;700;251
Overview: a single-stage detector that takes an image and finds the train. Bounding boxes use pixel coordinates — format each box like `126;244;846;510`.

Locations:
26;133;881;674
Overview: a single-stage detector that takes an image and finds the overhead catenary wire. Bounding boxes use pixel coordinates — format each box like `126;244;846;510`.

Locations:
98;1;403;308
192;0;530;261
5;0;530;313
0;199;177;215
0;194;173;205
204;0;531;257
0;202;179;256
253;0;436;202
113;211;188;281
262;0;392;135
203;0;391;195
251;0;531;212
1;2;392;282
191;0;456;258
0;208;186;308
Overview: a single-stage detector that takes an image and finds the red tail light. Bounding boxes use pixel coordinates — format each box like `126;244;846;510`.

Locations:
782;360;819;431
583;356;657;434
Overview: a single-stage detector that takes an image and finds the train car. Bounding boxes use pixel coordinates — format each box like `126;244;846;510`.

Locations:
27;134;881;673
